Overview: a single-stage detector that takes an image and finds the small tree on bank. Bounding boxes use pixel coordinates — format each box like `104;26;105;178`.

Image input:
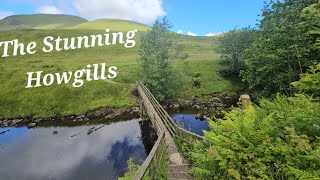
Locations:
215;28;254;77
139;18;179;102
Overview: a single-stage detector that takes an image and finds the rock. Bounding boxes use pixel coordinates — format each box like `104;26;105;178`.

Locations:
86;107;113;119
195;113;208;120
87;129;94;135
71;133;80;137
10;122;17;126
131;107;140;113
173;103;180;108
27;123;36;128
105;109;125;119
33;119;41;123
193;105;201;109
52;131;58;135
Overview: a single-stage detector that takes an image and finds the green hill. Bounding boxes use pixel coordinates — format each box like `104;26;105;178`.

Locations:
0;17;240;118
68;18;150;31
0;14;88;30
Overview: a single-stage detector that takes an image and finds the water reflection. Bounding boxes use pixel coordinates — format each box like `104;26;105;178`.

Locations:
0;119;152;180
171;114;210;136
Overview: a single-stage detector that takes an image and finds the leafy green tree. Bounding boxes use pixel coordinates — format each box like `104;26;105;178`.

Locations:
302;0;320;47
139;18;180;102
242;0;320;96
292;1;320;97
215;28;254;77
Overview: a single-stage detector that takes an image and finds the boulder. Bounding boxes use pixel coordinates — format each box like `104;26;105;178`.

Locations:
27;123;36;128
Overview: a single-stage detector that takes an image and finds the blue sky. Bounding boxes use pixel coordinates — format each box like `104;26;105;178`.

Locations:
0;0;265;36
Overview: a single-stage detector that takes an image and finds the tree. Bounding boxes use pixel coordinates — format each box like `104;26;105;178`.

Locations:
215;28;254;77
242;0;320;97
302;0;320;47
291;1;320;97
139;18;180;102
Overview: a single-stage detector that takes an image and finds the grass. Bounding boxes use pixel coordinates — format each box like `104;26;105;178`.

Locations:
119;149;169;180
68;18;150;31
0;14;88;30
0;19;241;119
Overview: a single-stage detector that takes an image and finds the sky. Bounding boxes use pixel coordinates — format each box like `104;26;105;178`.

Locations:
0;0;265;36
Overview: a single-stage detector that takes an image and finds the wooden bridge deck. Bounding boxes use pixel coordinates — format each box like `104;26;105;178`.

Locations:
134;81;204;180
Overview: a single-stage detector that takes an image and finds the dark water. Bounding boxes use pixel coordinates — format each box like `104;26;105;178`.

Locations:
171;114;210;136
0;119;156;180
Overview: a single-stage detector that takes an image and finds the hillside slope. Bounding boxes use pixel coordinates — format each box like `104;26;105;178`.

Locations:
0;17;240;118
68;18;150;31
0;14;88;30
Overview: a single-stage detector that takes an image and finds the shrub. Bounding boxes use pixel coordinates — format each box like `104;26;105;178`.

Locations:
185;95;320;179
292;63;320;97
192;78;201;87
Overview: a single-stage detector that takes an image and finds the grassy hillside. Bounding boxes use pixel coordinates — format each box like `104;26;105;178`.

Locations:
0;18;240;118
68;19;150;31
0;14;88;30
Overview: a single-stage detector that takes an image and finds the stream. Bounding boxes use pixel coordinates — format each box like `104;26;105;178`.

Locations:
0;119;156;180
0;109;213;180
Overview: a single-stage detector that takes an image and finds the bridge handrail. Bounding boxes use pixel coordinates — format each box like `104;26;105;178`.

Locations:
137;81;205;140
135;81;213;180
137;83;167;134
137;81;176;136
133;131;166;180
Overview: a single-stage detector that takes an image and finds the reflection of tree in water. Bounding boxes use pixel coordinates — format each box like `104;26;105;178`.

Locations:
140;121;158;154
108;137;146;177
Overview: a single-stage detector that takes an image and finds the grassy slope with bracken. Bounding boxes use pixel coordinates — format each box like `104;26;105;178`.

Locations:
0;15;240;118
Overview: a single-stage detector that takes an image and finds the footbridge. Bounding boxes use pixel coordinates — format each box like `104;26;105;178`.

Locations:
133;81;204;180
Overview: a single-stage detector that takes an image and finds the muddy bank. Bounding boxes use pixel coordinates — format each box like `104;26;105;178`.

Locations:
0;106;140;128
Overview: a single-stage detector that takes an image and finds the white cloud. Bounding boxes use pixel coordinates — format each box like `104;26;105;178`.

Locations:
72;0;166;23
0;11;14;20
37;5;63;14
177;30;183;34
205;32;223;36
187;31;197;36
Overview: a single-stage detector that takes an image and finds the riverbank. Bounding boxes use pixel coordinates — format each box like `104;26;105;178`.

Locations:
0;106;140;128
0;91;240;128
166;92;240;120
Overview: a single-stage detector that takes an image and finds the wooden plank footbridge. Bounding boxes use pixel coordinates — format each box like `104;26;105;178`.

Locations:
133;81;205;180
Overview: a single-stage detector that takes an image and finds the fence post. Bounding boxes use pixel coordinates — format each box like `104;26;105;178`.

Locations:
239;94;252;108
